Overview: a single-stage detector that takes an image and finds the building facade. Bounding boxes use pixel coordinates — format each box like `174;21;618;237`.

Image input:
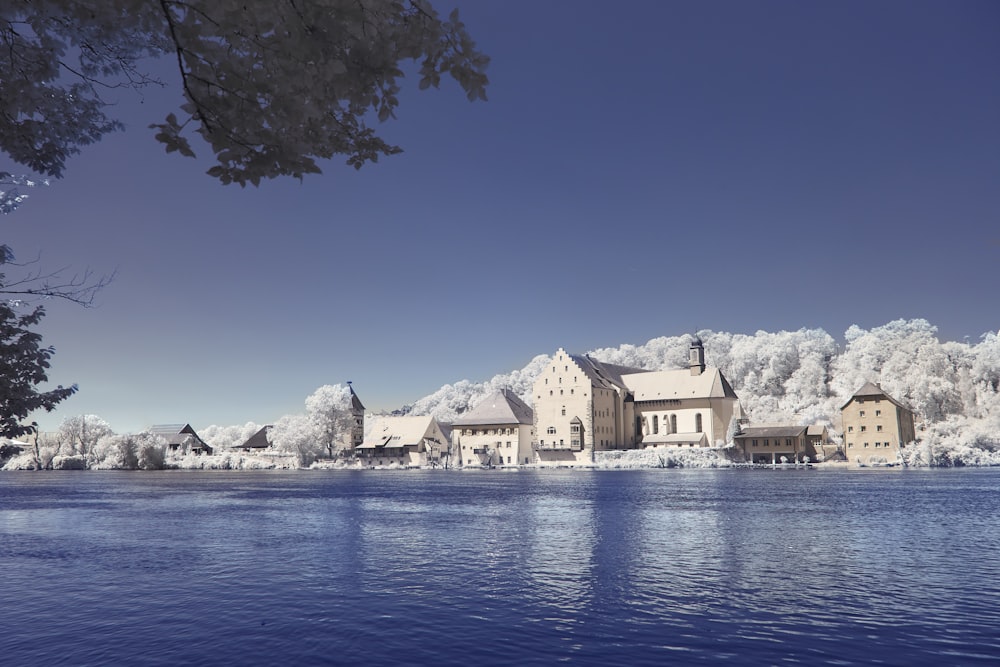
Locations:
356;415;449;467
733;425;811;463
841;382;916;466
452;388;534;466
533;338;743;464
624;339;743;449
532;348;647;465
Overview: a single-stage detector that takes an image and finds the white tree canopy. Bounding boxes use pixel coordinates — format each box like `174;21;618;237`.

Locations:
305;383;356;457
1;0;489;185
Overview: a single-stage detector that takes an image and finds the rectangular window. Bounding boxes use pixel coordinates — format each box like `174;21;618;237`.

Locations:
848;426;853;432
877;425;883;432
876;410;882;416
859;410;865;417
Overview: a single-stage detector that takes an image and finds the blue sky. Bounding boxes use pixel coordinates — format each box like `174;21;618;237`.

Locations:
6;0;999;433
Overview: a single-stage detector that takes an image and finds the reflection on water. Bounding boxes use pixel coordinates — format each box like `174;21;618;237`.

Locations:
525;482;596;621
1;469;1000;666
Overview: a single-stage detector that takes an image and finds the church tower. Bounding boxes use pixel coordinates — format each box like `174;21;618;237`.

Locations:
689;336;706;376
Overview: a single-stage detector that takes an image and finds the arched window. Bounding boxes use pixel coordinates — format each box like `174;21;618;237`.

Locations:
652;415;659;435
670;414;677;433
695;413;703;432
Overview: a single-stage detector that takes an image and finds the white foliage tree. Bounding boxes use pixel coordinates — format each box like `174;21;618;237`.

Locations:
200;421;262;451
55;414;114;465
304;384;356;458
400;354;550;421
202;321;1000;469
269;412;322;467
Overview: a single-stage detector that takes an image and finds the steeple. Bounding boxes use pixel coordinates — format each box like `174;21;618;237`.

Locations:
689;335;706;376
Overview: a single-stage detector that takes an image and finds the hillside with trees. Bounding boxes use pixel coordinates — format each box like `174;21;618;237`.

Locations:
398;319;1000;464
5;319;998;469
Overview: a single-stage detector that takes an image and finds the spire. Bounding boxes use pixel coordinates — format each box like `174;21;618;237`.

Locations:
347;381;365;411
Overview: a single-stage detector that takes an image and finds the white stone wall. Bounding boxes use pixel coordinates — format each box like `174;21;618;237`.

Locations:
453;424;533;466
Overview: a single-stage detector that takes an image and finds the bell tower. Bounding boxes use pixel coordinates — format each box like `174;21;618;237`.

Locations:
689;335;706;376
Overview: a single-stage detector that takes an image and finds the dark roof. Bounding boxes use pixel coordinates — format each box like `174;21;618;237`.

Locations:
438;422;453;443
734;425;808;439
235;425;272;450
718;373;738;399
841;382;912;412
148;423;212;452
349;385;365;412
570;353;648;391
149;423;197;436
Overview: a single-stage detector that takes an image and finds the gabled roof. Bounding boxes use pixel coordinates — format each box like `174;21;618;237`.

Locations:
452;388;533;426
841;382;912;412
567;351;648;391
622;367;738;401
734;425;807;439
235;425;272;450
149;423;197;436
148;423;212;451
349;384;365;412
438;422;453;443
360;415;444;449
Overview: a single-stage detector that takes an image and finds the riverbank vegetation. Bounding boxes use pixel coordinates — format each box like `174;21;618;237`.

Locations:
4;319;999;470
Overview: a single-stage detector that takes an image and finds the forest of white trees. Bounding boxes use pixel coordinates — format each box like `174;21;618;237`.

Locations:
396;319;1000;465
4;319;999;470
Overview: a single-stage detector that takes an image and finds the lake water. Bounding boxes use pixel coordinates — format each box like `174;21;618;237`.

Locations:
1;469;999;666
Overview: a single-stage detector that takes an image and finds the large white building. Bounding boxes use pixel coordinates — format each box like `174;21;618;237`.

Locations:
533;337;743;465
451;388;534;467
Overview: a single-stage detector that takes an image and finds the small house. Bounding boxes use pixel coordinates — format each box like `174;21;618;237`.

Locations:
149;423;213;455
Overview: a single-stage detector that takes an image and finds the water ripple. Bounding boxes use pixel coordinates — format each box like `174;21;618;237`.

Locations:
2;469;999;665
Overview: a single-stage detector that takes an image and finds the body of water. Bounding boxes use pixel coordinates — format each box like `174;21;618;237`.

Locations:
1;468;998;665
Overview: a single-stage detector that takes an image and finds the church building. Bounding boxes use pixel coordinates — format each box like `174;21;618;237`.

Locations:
532;337;743;465
624;337;743;449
